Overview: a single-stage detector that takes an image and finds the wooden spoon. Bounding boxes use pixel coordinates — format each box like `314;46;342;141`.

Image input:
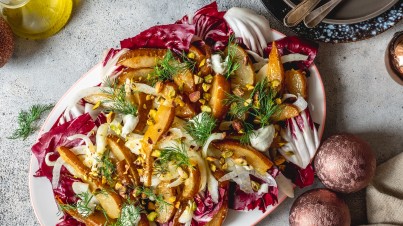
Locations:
283;0;321;27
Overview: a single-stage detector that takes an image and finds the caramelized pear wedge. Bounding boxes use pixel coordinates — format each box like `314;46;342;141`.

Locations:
56;198;108;226
142;105;175;186
94;190;123;219
83;93;113;108
175;97;197;119
131;92;153;133
226;45;255;90
213;140;273;173
106;135;140;186
155;182;177;224
117;68;154;86
267;41;284;93
118;49;167;69
189;44;212;76
181;161;201;200
270;103;299;122
173;69;196;94
56;146;101;190
285;69;308;99
209;74;231;119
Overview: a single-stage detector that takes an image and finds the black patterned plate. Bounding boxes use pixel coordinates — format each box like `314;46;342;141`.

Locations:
261;0;403;43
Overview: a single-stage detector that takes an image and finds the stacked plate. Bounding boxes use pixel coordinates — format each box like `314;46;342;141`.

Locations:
262;0;403;42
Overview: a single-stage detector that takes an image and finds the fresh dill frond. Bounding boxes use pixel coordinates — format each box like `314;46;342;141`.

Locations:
58;191;94;218
185;112;217;146
154;142;191;175
8;104;54;140
239;121;255;144
249;79;279;126
148;49;196;86
226;78;279;144
99;150;116;185
135;186;172;209
225;35;241;79
113;204;141;226
76;192;95;217
102;78;138;116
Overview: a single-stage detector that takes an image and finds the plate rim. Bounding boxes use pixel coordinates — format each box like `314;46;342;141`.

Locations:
28;29;327;226
283;0;398;25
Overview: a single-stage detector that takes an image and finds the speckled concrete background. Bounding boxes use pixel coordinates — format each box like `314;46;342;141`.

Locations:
0;0;402;225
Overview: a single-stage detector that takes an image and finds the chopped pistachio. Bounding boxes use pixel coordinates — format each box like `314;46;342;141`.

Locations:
203;93;211;101
187;52;195;59
151;150;161;158
204;74;213;83
147;212;158;221
194;75;203;85
201;105;212;113
251;181;261;191
206;156;218;162
93;101;101;110
202;83;212;92
210;163;217;172
221;150;234;158
275;98;282;105
199;99;206;105
271;80;280;88
199;58;206;67
168;196;176;203
245;84;254;91
234;158;247;166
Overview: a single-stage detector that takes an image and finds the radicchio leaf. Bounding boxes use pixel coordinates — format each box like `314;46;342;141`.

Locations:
193;187;227;224
32;113;96;180
176;1;233;51
282;163;315;188
265;36;318;69
228;176;278;212
120;24;195;51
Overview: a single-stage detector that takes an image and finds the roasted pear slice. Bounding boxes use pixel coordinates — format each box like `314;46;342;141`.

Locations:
205;200;228;226
57;146;101;190
285;69;308;99
106;135;140;185
209;74;231;119
117;68;154;86
57;198;108;226
118;49;167;69
83;93;113;108
131;92;152;133
267;41;284;93
173;69;196;94
181;161;201;200
155;182;177;224
142;105;175;186
213;140;273;173
226;45;255;90
271;104;299;122
94;190;123;219
175;97;197;120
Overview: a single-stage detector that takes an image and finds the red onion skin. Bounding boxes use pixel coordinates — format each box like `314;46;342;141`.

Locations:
289;188;351;226
314;134;376;193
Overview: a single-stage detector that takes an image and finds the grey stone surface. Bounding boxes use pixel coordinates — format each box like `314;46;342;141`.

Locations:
0;0;402;225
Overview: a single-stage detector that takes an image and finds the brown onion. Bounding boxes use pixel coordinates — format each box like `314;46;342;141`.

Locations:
314;133;376;193
289;188;351;226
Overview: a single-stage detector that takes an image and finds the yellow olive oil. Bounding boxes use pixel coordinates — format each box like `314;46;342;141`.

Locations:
2;0;72;39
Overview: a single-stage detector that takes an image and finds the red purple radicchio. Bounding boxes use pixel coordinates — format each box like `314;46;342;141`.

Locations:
120;24;195;52
193;187;227;225
176;1;233;51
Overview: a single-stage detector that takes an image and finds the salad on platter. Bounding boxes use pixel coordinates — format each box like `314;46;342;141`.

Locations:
31;2;322;226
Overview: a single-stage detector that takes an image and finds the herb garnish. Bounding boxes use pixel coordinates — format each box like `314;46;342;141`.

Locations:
8;104;54;140
154;142;192;175
185;112;216;146
225;35;241;79
113;204;141;226
59;191;95;217
102;78;138;115
99;150;116;185
148;49;196;86
135;186;172;209
226;78;279;143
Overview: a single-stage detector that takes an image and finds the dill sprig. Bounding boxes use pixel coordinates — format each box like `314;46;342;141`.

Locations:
59;191;95;218
185;112;217;146
102;78;138;116
99;150;116;185
225;35;241;79
112;204;141;226
154;142;191;175
148;49;196;86
226;78;279;144
135;186;171;209
8;104;54;140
